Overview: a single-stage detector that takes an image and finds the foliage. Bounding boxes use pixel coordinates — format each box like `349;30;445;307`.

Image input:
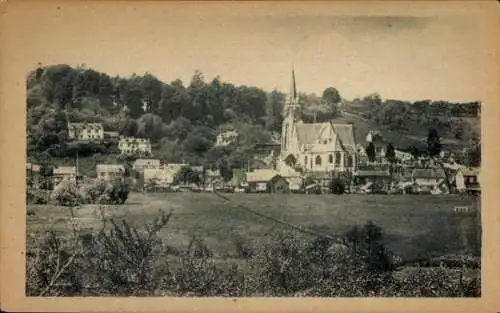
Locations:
366;142;376;162
329;177;346;194
50;179;130;206
385;143;396;163
426;128;442;157
27;212;480;297
173;166;202;185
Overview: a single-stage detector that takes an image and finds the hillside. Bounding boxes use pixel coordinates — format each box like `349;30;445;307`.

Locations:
27;64;481;172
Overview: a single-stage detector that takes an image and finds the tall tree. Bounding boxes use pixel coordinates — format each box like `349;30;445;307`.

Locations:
426;128;442;158
366;142;376;163
385;143;396;163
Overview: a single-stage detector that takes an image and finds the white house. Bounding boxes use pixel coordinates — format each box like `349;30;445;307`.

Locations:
132;158;161;171
215;130;239;147
455;167;480;193
279;70;357;174
118;137;152;154
68;122;104;141
411;168;447;193
96;164;125;180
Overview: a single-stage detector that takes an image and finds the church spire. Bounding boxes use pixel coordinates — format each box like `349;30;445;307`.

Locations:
290;68;297;102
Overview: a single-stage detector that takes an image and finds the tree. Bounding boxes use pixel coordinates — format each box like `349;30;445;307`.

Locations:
322;87;341;106
464;141;481;167
344;221;392;273
426;129;442;158
173;166;201;185
366;142;376;163
385;143;396;163
329;177;345;194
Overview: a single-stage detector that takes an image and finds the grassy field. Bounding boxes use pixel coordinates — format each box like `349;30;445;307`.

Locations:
27;192;481;263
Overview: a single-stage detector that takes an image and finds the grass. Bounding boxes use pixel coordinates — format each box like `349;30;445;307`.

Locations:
27;192;481;262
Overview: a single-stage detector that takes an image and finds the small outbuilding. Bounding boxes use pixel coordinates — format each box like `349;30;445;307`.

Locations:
246;169;289;193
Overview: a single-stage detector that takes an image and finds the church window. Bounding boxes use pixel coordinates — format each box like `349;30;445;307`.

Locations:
335;152;341;167
329;154;333;163
315;156;322;166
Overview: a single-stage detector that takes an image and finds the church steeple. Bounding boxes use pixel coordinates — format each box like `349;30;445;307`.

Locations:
281;68;300;155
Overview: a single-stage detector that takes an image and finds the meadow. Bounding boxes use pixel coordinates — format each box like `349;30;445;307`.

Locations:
27;192;481;262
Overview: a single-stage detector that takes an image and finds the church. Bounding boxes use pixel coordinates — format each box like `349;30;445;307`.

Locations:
278;70;358;175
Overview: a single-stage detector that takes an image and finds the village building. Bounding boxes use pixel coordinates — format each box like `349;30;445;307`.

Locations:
411;168;448;194
96;164;125;180
246;169;289;193
118;137;152;155
53;166;77;185
132;158;161;171
352;169;392;191
68;122;104;141
215;130;239;147
278;70;358;177
365;130;382;143
455;167;480;194
103;131;120;140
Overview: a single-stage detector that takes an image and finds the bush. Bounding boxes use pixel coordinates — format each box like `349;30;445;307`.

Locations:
26;215;481;297
329;178;345;194
51;179;130;206
51;181;85;206
26;189;48;204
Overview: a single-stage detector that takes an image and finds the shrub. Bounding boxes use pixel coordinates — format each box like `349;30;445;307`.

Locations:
329;178;345;194
51;181;85;206
51;179;130;206
26;214;481;297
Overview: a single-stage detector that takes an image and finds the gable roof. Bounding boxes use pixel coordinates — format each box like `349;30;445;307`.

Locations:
68;122;103;131
96;164;125;172
332;123;355;147
412;168;446;179
295;123;328;146
53;166;76;175
354;170;391;177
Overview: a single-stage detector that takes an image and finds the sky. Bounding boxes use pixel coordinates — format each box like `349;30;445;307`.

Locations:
8;2;489;102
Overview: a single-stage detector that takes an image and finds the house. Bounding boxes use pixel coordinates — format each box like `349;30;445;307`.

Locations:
365;130;382;143
103;131;120;140
275;160;303;191
118;137;152;155
96;164;125;181
395;149;413;162
455;167;480;194
246;169;289;193
215;130;239;147
411;168;447;193
352;170;392;191
279;70;357;175
68;122;104;141
132;158;161;171
53;166;77;185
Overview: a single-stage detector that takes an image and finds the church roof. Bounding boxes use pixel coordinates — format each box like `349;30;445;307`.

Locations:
332;124;356;147
296;123;329;147
295;122;356;152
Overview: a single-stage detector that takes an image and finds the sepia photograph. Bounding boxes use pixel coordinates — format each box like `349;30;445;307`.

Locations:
1;1;499;312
